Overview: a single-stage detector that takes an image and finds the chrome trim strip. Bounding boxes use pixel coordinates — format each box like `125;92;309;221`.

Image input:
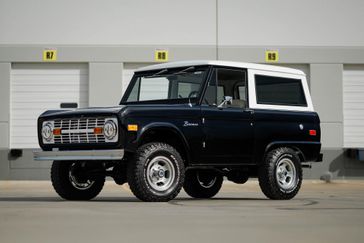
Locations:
61;128;93;134
33;149;124;161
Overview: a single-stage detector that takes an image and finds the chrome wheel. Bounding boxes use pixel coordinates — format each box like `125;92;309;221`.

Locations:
275;158;297;190
68;163;95;190
197;172;217;189
146;156;176;192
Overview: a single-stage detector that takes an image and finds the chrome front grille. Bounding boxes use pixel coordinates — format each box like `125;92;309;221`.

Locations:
53;117;106;144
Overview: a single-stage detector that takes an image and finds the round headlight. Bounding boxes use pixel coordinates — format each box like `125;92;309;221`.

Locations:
42;122;54;142
103;120;117;140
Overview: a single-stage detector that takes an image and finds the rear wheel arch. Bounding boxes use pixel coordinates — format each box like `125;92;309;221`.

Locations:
263;142;306;163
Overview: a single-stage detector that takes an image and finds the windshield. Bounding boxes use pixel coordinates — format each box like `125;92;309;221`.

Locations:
121;66;208;104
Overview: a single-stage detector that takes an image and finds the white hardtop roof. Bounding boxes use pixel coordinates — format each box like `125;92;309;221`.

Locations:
136;60;305;75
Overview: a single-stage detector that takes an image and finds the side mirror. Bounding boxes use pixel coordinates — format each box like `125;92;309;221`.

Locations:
218;96;233;108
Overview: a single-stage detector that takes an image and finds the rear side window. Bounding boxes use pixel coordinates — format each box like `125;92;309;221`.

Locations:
255;75;307;106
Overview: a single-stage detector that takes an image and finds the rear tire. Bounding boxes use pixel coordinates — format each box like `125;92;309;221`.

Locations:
259;147;302;200
183;170;223;199
127;142;185;202
51;161;105;200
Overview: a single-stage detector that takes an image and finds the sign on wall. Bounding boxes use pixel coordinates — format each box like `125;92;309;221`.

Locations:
265;50;279;62
155;49;169;62
43;49;57;61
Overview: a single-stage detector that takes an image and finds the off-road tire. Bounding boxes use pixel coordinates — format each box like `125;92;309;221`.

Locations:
51;161;105;200
127;142;185;202
184;170;223;199
259;147;302;200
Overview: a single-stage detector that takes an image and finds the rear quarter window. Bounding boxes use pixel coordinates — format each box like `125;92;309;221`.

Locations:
255;75;307;106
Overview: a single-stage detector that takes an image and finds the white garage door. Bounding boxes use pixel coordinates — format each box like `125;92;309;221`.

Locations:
10;64;89;148
343;65;364;148
122;63;152;93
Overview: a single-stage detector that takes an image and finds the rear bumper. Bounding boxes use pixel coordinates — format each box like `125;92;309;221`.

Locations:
33;149;124;161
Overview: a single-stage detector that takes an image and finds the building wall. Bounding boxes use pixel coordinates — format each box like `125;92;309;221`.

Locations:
89;63;123;107
0;0;217;45
1;0;364;46
1;0;364;179
218;0;364;46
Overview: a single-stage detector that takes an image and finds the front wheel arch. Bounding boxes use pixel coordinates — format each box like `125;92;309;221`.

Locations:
137;124;191;165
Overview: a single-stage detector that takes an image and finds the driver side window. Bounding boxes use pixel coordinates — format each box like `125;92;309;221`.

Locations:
177;82;200;98
203;68;247;108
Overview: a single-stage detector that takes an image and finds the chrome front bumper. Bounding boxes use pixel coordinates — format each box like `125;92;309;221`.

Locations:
33;149;124;161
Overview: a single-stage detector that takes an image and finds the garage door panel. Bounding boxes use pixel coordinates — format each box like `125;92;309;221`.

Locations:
10;64;88;148
12;97;85;106
12;97;84;103
13;74;87;79
13;87;85;93
343;66;364;148
344;87;364;92
344;94;364;100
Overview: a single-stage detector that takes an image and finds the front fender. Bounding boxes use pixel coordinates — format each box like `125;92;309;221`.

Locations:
126;122;191;160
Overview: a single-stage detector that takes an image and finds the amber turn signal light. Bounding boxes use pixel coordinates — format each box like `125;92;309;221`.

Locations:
53;128;61;136
128;124;138;131
309;129;317;136
94;127;103;135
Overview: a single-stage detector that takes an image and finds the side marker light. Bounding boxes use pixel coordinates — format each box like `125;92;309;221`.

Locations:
309;130;317;136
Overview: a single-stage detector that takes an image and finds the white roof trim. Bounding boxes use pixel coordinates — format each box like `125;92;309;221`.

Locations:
136;60;305;75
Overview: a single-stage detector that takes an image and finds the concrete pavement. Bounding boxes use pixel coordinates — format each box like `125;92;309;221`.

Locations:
0;180;363;243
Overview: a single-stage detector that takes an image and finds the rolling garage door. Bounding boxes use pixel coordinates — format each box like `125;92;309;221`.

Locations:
343;65;364;148
10;64;88;148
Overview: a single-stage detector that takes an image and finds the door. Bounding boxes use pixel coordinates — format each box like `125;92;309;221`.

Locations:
343;65;364;148
200;68;253;164
10;63;88;148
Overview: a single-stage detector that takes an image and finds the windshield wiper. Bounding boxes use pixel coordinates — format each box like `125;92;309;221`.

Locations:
171;66;195;75
145;69;168;78
144;66;195;78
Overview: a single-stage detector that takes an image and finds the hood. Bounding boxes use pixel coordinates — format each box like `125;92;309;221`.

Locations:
39;105;126;119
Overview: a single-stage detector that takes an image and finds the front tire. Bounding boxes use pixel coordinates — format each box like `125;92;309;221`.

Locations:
127;142;185;202
183;170;223;198
51;161;105;200
259;147;302;200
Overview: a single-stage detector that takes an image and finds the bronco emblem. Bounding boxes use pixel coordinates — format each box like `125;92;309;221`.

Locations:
183;121;199;127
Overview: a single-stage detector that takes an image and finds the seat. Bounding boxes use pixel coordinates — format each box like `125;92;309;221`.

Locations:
230;99;246;108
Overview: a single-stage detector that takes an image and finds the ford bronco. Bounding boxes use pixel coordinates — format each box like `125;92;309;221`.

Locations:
34;61;322;202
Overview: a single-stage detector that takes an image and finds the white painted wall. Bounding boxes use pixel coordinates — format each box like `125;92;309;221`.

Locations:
1;0;363;46
0;0;216;45
218;0;364;46
89;63;123;107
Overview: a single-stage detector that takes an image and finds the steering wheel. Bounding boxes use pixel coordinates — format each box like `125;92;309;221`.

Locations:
188;91;199;98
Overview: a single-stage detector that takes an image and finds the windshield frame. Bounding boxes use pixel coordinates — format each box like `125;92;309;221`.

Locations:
120;65;211;105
